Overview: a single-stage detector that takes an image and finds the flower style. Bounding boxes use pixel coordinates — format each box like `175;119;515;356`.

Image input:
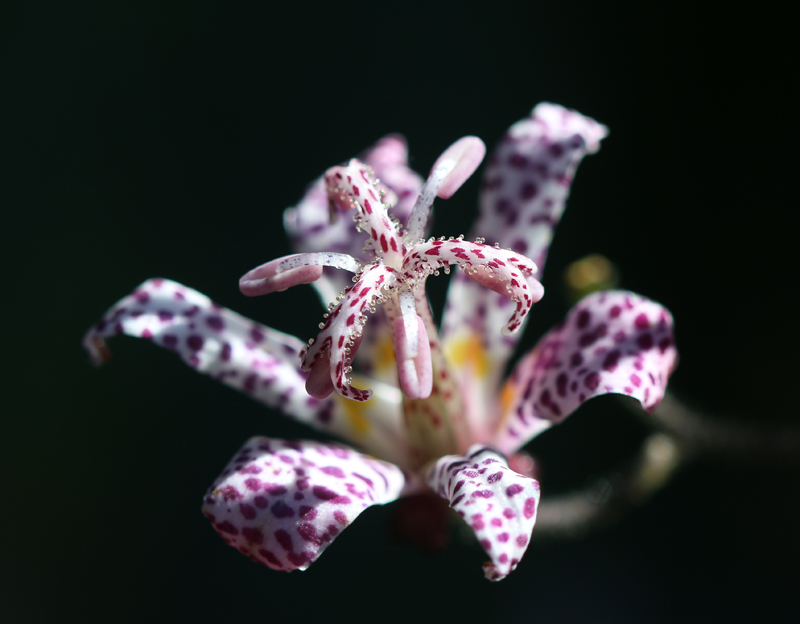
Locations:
84;103;678;581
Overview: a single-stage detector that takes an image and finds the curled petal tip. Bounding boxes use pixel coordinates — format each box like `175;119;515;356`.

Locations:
239;256;324;296
305;354;335;399
432;136;486;199
394;314;433;399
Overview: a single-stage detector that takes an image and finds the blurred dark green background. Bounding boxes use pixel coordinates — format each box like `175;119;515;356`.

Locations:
4;2;798;623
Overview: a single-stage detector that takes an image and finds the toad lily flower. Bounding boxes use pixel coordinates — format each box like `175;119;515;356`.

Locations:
84;103;678;581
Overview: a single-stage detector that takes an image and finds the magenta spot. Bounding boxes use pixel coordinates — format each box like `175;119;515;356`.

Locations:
503;508;516;519
270;501;294;518
312;486;339;501
297;523;321;546
453;480;466;494
480;538;492;551
472;490;494;499
637;333;654;350
254;496;268;509
216;521;239;535
584;372;601;391
321;466;346;478
659;337;673;353
498;532;510;543
333;510;348;525
187;335;204;351
556;372;568;397
258;548;281;567
506;484;523;497
206;315;225;331
472;517;486;530
452;494;465;506
298;505;317;520
250;327;265;343
264;484;288;496
242;527;264;544
630;373;642;387
491;518;503;527
239;464;262;475
634;313;649;329
239;503;257;520
609;305;622;318
220;486;243;502
499;553;509;564
487;472;503;484
244;478;263;491
287;551;312;567
523;497;537;519
576;309;591;329
516;535;528;546
602;349;620;371
157;310;174;322
570;352;583;367
274;529;293;552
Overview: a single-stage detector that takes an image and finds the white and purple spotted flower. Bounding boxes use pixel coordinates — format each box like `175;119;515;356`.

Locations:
84;103;677;581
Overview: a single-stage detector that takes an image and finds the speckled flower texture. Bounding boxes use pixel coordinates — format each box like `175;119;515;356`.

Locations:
85;103;678;581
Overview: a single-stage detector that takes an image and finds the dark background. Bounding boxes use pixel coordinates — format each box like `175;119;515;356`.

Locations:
4;2;798;623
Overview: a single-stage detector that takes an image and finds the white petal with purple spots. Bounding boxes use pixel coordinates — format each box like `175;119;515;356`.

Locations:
427;445;540;581
203;438;410;571
493;290;678;454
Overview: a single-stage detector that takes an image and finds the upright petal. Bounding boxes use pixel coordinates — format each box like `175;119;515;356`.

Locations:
203;438;411;571
442;104;608;439
426;445;540;581
83;279;407;459
492;290;678;454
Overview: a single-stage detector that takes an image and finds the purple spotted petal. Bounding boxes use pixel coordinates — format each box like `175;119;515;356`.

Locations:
82;279;409;458
427;445;540;581
493;290;678;454
441;104;608;435
203;437;410;571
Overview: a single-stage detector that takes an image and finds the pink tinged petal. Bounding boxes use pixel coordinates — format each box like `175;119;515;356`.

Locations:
83;279;343;430
301;263;398;402
203;438;408;572
493;290;678;455
405;137;486;243
324;159;405;266
432;136;486;200
394;312;433;400
442;103;607;382
403;239;542;335
426;445;540;581
239;252;361;297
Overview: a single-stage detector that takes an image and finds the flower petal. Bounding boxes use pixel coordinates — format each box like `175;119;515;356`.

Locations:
301;263;398;401
83;279;408;459
474;102;608;274
426;445;540;581
325;159;406;266
441;103;608;440
403;238;543;335
493;290;678;454
203;437;411;571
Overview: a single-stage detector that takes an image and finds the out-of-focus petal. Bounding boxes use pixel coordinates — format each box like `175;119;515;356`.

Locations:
441;103;608;438
492;290;678;454
82;279;408;459
203;437;411;571
426;445;540;581
474;102;608;275
83;278;334;426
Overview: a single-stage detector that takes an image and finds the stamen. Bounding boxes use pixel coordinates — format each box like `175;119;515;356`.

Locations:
239;252;362;297
405;136;486;243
